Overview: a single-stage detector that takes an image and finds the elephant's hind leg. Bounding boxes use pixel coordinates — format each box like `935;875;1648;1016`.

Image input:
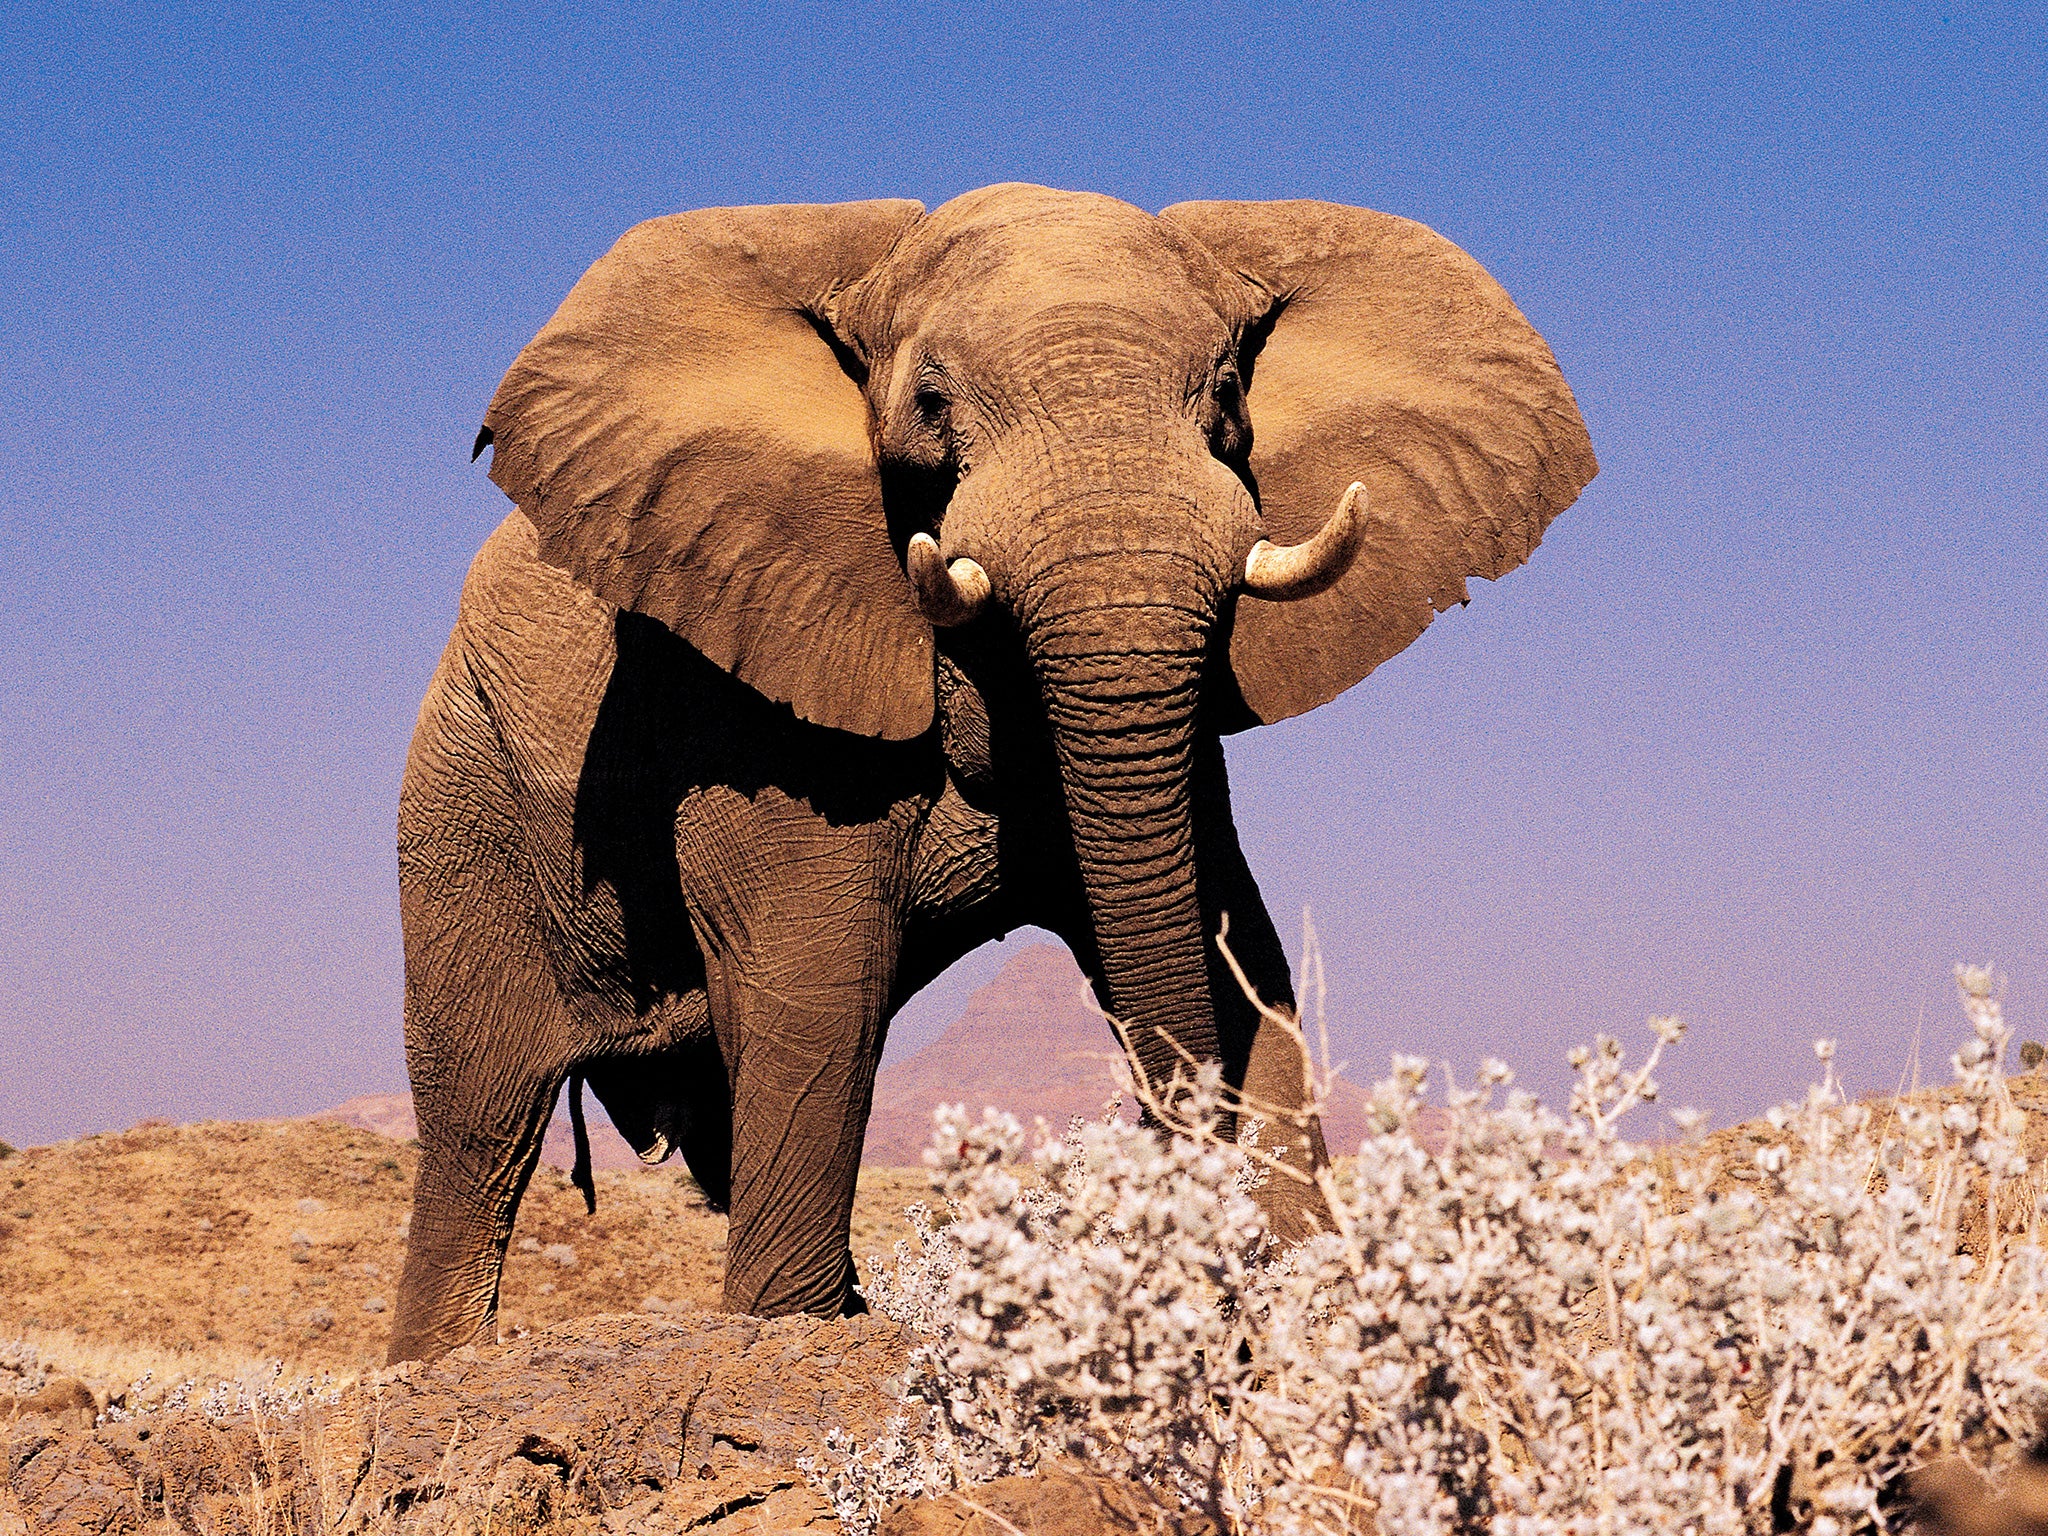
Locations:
388;684;577;1363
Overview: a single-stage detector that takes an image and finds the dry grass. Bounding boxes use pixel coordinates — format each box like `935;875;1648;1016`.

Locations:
0;1117;925;1399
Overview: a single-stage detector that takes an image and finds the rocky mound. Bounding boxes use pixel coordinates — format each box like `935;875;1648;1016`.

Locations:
3;1312;910;1536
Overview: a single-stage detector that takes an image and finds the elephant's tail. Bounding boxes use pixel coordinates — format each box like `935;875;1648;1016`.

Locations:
568;1073;597;1214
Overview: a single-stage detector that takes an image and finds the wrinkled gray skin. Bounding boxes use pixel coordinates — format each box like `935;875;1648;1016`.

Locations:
390;185;1594;1363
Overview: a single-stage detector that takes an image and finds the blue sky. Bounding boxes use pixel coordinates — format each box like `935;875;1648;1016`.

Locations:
2;2;2042;1143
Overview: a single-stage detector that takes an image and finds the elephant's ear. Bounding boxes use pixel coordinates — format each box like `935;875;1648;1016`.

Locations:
478;200;932;740
1160;200;1597;727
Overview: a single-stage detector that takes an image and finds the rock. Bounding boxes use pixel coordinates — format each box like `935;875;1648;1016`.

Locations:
1911;1456;2048;1536
1;1382;95;1431
881;1466;1215;1536
5;1312;909;1536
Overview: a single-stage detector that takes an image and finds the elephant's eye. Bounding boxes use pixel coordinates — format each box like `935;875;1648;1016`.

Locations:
913;387;948;425
1207;365;1250;464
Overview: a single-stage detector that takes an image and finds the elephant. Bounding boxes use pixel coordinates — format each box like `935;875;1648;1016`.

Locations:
388;183;1595;1364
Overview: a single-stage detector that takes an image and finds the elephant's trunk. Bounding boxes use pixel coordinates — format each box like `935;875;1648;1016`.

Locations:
1021;561;1224;1104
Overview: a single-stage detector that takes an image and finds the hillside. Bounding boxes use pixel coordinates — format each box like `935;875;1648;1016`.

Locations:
0;1118;922;1393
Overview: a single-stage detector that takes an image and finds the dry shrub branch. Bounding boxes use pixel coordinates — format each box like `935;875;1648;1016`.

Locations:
810;957;2046;1536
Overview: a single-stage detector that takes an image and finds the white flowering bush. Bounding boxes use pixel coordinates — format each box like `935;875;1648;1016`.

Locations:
804;1085;1264;1526
93;1359;346;1423
813;963;2047;1536
1;1339;50;1395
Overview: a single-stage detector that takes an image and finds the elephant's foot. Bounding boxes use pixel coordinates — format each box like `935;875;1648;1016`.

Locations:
724;1239;868;1320
386;1250;502;1365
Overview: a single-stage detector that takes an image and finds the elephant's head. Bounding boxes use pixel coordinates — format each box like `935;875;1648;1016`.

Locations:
476;184;1594;1098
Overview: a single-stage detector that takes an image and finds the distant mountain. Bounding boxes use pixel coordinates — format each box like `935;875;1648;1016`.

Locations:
863;945;1131;1165
863;944;1379;1165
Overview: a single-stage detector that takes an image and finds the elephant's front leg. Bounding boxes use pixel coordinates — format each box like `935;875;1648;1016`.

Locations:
676;782;922;1317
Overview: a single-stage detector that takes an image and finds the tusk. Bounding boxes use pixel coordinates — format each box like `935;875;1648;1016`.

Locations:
907;533;991;626
1242;481;1369;601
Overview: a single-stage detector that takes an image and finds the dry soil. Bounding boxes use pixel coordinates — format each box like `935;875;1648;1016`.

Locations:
0;1118;925;1396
